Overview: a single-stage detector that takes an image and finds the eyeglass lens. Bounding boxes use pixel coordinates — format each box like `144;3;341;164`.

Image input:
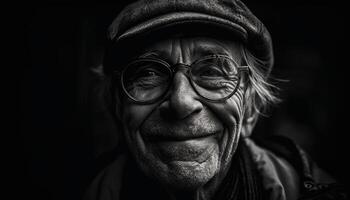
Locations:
122;56;240;102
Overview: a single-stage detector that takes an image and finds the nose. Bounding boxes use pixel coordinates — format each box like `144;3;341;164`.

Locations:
159;72;203;120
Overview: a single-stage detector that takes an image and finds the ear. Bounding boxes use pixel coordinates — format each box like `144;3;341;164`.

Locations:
241;111;259;138
241;85;259;138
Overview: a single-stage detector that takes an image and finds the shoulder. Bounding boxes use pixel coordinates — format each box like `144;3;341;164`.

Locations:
83;154;127;200
244;137;300;200
243;136;347;200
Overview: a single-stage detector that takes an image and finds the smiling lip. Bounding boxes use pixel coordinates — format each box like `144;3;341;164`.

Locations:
150;134;219;163
145;130;221;142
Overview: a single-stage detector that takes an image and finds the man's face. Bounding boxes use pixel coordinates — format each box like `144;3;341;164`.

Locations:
118;36;247;190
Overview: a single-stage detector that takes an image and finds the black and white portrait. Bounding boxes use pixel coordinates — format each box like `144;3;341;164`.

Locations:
21;1;348;200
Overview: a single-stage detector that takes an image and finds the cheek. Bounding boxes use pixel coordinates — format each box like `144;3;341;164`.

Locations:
201;89;245;165
121;100;159;140
121;102;159;161
202;89;245;130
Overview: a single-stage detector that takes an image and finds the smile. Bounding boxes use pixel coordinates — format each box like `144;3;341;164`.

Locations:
148;134;221;163
144;129;222;142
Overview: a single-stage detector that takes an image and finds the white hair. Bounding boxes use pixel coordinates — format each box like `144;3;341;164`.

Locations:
242;47;281;116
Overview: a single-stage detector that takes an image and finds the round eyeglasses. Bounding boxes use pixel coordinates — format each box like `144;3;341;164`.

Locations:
114;55;249;104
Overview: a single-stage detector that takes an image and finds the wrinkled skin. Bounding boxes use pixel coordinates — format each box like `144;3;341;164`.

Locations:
117;37;251;200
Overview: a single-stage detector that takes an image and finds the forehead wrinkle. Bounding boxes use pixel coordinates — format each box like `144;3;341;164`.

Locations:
179;38;193;65
138;50;160;58
136;38;243;64
139;39;182;64
191;39;243;63
192;42;230;58
171;38;179;63
138;50;168;60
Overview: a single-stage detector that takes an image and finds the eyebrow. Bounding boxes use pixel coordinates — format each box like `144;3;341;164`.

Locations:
138;50;167;59
192;43;231;58
195;42;245;65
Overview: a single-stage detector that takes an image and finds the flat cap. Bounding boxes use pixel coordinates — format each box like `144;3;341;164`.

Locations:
103;0;273;76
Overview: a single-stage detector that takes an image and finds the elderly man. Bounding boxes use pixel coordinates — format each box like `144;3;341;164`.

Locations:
85;0;346;199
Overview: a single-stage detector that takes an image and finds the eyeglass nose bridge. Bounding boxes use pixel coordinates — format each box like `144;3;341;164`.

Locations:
171;63;191;74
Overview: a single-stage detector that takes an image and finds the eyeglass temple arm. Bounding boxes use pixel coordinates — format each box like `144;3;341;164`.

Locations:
238;65;249;72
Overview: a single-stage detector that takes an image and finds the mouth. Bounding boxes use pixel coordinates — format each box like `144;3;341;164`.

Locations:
145;130;221;142
144;131;223;163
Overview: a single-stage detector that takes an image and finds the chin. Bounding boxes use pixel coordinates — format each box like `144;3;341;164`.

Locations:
130;129;226;191
156;146;220;190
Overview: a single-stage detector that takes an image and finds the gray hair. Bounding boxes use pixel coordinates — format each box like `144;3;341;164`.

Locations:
242;47;281;116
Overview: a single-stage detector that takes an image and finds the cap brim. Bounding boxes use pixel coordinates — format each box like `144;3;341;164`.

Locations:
116;12;248;43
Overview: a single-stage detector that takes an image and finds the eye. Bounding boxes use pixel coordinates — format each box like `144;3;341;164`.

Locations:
126;61;167;81
191;57;239;79
192;61;225;78
196;66;223;78
123;61;171;91
190;56;240;91
134;68;162;80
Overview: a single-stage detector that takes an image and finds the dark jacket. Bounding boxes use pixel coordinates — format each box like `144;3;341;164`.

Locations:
84;136;347;200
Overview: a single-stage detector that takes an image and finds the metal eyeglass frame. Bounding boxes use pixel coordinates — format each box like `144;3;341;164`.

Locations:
114;54;250;104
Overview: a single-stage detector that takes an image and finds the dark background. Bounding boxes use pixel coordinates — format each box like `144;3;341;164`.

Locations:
20;1;348;200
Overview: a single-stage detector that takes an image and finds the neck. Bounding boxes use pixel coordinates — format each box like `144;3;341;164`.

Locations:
168;190;204;200
166;185;218;200
165;160;238;200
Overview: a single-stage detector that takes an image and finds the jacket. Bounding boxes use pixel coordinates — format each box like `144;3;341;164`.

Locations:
84;136;347;200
